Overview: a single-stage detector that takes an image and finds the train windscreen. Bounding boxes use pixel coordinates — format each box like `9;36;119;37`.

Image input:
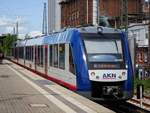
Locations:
81;33;126;69
84;39;123;62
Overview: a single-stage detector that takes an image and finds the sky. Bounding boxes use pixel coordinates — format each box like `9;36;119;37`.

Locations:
0;0;47;38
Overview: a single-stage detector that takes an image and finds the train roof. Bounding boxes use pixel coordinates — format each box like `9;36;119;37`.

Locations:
16;26;122;47
77;26;122;34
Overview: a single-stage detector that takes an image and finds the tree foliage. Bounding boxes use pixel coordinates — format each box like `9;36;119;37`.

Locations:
0;34;17;56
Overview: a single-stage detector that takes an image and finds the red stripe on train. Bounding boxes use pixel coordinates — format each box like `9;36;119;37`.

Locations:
9;59;77;91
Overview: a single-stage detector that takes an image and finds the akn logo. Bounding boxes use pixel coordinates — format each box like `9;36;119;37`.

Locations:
103;73;116;79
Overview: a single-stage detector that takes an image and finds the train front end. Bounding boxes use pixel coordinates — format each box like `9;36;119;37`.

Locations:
80;27;134;100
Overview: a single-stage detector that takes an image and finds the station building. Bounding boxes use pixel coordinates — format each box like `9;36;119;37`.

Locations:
59;0;145;28
128;23;149;80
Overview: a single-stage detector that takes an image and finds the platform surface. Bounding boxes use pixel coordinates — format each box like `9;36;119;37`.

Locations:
0;60;114;113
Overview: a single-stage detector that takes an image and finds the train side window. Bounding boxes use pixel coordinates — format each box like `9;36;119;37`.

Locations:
49;45;53;66
30;46;32;61
14;48;16;58
29;46;31;60
27;47;29;60
15;47;17;59
38;46;41;65
22;47;24;59
19;47;24;59
25;47;27;60
11;48;13;57
15;47;18;59
29;46;31;61
12;48;13;57
26;47;28;60
31;46;33;61
54;44;58;68
69;45;75;74
59;44;65;69
41;45;43;67
18;47;20;58
25;47;28;60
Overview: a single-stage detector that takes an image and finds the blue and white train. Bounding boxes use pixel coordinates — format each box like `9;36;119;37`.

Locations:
10;26;134;100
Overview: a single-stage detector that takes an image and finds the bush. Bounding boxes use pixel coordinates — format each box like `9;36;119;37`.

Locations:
134;77;143;89
134;77;150;93
0;34;17;56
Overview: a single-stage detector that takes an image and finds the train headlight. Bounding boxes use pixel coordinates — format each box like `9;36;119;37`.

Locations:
97;27;103;34
90;72;95;76
122;72;126;76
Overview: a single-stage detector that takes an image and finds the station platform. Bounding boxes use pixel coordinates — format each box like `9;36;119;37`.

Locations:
0;60;114;113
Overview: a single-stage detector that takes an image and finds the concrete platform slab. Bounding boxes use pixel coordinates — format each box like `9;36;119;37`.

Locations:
0;60;114;113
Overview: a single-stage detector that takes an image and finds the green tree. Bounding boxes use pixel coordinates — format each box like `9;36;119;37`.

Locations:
0;34;17;56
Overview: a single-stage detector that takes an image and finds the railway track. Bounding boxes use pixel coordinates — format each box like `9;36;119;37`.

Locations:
94;94;150;113
128;94;150;111
96;100;150;113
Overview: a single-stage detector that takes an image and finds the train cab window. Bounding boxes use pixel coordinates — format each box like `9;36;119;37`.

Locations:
81;33;126;69
69;45;75;74
49;45;53;66
59;44;65;69
84;39;123;63
54;44;58;68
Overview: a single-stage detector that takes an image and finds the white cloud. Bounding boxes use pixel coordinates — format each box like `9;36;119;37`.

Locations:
5;26;14;33
29;30;42;37
0;17;12;26
18;34;26;39
15;18;27;24
18;26;27;33
0;16;27;27
5;26;27;34
0;16;42;39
